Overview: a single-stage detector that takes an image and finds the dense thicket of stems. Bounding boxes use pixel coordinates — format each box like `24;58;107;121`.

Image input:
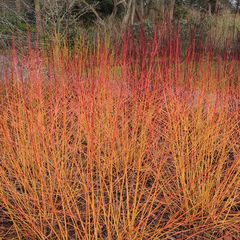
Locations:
0;28;239;239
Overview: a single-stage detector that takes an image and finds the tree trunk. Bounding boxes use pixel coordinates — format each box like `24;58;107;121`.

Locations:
208;2;212;15
110;0;118;19
130;0;136;24
122;0;134;28
208;0;219;14
214;0;219;14
137;0;144;21
34;0;41;33
148;0;165;21
139;0;144;17
236;0;240;14
166;0;176;21
16;0;21;14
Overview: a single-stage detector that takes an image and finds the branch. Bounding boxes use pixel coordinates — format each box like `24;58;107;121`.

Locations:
81;0;105;26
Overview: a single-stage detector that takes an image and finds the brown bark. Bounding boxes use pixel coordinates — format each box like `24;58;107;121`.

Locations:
110;0;118;19
34;0;41;33
16;0;21;14
208;2;212;15
81;0;105;26
122;0;134;28
215;0;219;13
236;0;240;14
166;0;176;21
130;0;136;24
139;0;144;17
148;0;165;21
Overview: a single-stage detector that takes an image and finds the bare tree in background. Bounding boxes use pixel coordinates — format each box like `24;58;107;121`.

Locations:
236;0;240;13
16;0;22;14
123;0;176;25
2;0;177;36
121;0;161;29
167;0;176;20
1;0;238;49
34;0;41;33
147;0;165;21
